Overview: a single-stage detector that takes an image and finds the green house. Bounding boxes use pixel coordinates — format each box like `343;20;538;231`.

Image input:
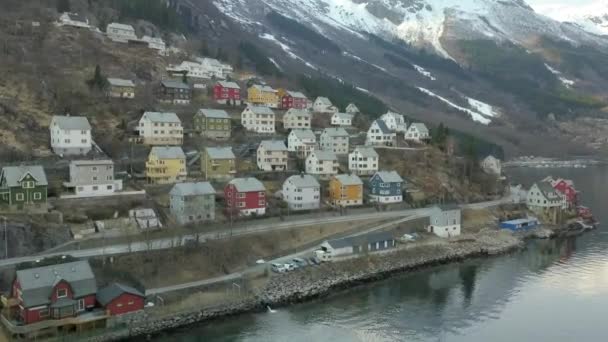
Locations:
194;109;231;140
0;166;48;211
201;147;236;180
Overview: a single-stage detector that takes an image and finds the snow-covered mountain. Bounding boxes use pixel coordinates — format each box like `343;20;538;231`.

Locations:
532;1;608;36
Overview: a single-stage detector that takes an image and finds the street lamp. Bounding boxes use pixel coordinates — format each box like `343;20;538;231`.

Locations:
1;216;7;259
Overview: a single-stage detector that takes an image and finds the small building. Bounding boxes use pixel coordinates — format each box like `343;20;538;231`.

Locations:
380;111;407;132
247;85;279;108
500;217;539;231
320;231;396;258
157;80;191;105
546;177;578;208
194;109;231;140
313;97;337;114
201;147;236;180
58;12;90;29
241;106;276;134
137;112;183;146
0;166;48;211
106;78;135;99
224;178;266;216
106;23;137;43
428;205;462;238
170;182;216;225
365;119;396;147
306;150;339;179
141;35;166;54
213;81;241;105
283;108;311;129
167;60;222;79
526;182;566;213
348;146;379;176
145;146;187;184
481;155;502;176
282;174;321;211
196;57;233;79
404;123;430;142
50;115;92;156
369;171;403;204
257;140;288;171
331;112;354;127
63;160;122;198
129;208;161;229
345;103;360;114
280;90;309;109
288;129;317;159
320;127;349;155
97;283;145;316
329;174;363;207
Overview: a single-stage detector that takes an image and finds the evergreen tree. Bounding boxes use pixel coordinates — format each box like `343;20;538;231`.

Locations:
56;0;71;13
87;65;108;90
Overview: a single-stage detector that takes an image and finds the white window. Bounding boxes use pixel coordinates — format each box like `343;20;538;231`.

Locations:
33;192;41;200
78;298;85;311
15;193;24;201
57;288;68;298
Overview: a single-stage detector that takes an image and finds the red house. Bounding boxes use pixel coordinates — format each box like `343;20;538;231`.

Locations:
552;178;578;207
214;81;241;105
97;283;145;316
224;177;267;216
281;91;309;109
12;260;97;325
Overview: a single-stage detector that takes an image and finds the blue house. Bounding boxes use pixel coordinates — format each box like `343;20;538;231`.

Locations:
500;217;539;231
369;171;404;204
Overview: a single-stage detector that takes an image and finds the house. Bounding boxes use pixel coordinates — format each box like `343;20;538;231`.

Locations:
380;111;407;132
145;146;187;184
170;182;216;225
97;283;145;316
50;115;92;156
224;178;266;216
12;260;97;325
136;112;183;146
247;85;279;108
201;147;236;180
544;176;578;208
213;81;241;105
526;182;567;213
106;23;137;43
348;146;379;176
288;129;317;159
320;128;349;155
0;166;48;211
157;80;191;105
282;174;321;211
365;119;396;147
329;174;363;207
369;171;404;204
427;205;462;238
106;78;135;99
257;141;288;171
63;160;122;198
283;108;311;129
320;231;396;258
141;35;166;54
167;59;232;79
196;57;233;79
58;12;90;29
313;97;337;114
404;123;430;142
481;155;502;176
241;106;276;134
345;103;360;114
331;112;354;127
194;109;231;140
129;208;161;229
306;150;339;179
280;90;309;109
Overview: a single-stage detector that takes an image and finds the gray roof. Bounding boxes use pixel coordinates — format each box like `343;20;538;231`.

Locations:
287;91;307;99
409;123;429;135
537;181;559;198
353;146;378;158
259;140;287;152
311;150;337;161
52;115;91;130
205;147;235;159
97;283;144;306
291;129;316;141
323;127;349;137
16;261;97;308
161;79;190;89
284;109;311;119
374;171;403;183
217;81;240;89
143;112;181;123
334;174;363;186
170;182;215;197
150;146;185;159
107;22;135;31
374;119;391;134
71;160;114;167
245;106;275;115
346;103;359;112
1;165;48;187
286;174;320;188
332;112;354;121
229;177;265;192
326;231;394;249
436;204;461;212
198;109;230;119
107;78;135;87
66;13;87;22
315;97;332;106
251;84;277;92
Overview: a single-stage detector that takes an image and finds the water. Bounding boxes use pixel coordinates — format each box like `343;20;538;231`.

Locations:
152;166;608;342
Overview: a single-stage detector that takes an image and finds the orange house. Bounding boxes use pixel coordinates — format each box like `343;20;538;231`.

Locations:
329;174;363;207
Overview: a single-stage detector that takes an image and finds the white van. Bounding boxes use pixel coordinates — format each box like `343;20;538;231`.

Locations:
271;263;286;273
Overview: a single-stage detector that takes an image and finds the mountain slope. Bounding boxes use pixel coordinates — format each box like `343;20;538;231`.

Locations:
532;1;608;36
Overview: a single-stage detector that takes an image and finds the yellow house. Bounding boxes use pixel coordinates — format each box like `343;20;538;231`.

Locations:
248;84;278;108
146;146;187;184
329;174;363;207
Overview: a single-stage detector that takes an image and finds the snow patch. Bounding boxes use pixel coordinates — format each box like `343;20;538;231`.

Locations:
417;87;492;125
268;58;283;71
356;87;370;93
260;33;318;70
413;64;436;81
466;97;500;118
544;63;575;88
343;52;387;73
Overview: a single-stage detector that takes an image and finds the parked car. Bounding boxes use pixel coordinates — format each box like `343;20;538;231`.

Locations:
256;259;266;265
399;233;418;243
292;258;308;268
309;257;321;265
284;263;296;271
271;263;286;273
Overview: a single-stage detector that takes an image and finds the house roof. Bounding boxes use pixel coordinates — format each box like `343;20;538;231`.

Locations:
150;146;185;159
66;13;87;22
245;106;275;115
334;174;363;186
326;231;394;249
107;78;135;87
143;112;181;123
16;261;97;308
291;129;316;141
287;91;307;99
346;103;359;111
198;109;230;119
332;112;354;121
251;84;277;93
205;147;235;159
107;22;135;31
284;109;311;119
315;97;332;106
435;204;461;212
97;283;144;306
161;80;190;89
353;146;378;158
52;115;91;130
1;165;48;187
409;123;429;135
71;160;114;167
537;181;559;198
259;140;287;152
374;171;403;183
286;174;320;188
374;119;391;134
217;81;240;89
170;182;215;197
228;177;265;192
323;127;349;137
311;150;337;161
381;111;404;120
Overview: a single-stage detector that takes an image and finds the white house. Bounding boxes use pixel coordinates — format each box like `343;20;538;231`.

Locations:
167;61;210;79
241;106;276;134
288;129;317;159
481;155;502;176
63;160;123;198
50;115;92;156
380;111;407;133
141;35;166;54
365;120;396;147
106;23;137;43
428;206;462;238
283;109;311;129
257;140;288;171
57;13;90;29
196;57;233;79
282;174;321;211
349;146;379;176
331;112;354;127
313;97;338;114
405;123;430;142
345;103;360;114
320;128;349;155
137;112;183;146
306;150;339;179
526;182;567;213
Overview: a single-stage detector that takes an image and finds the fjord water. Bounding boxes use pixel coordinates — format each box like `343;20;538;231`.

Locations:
157;166;608;342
